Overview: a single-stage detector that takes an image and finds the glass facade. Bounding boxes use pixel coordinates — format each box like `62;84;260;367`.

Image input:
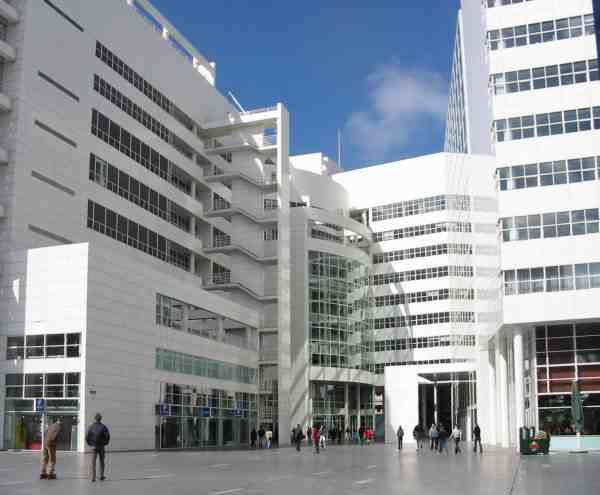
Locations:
308;251;371;371
536;323;600;435
157;383;256;449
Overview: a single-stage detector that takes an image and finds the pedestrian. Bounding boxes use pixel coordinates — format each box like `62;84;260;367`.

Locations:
438;425;449;454
293;424;304;452
412;424;425;450
345;426;351;442
472;423;482;454
306;426;312;447
312;424;321;453
319;425;327;450
40;417;62;480
429;423;439;450
258;427;265;449
266;427;273;448
86;413;110;482
358;425;364;445
396;425;404;450
250;427;257;448
451;424;462;454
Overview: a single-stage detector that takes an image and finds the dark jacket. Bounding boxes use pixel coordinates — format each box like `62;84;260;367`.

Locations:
473;426;481;439
86;422;110;449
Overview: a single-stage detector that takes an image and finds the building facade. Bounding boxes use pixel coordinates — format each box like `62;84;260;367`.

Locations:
0;0;599;453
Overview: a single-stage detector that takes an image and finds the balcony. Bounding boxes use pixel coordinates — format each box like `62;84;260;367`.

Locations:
0;38;15;62
204;170;277;192
0;0;19;24
203;276;277;302
203;136;259;154
202;106;278;136
205;206;277;225
204;243;278;264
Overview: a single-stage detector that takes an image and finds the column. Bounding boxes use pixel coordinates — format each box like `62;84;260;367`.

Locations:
495;333;509;447
344;383;349;433
420;385;427;427
217;316;225;343
357;384;361;428
513;327;525;451
487;349;497;445
433;383;438;424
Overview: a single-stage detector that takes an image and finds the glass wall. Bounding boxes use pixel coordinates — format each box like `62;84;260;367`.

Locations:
308;251;372;371
536;322;600;435
157;383;256;449
3;372;80;450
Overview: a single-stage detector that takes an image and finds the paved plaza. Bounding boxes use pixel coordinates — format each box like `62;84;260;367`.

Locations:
1;444;599;495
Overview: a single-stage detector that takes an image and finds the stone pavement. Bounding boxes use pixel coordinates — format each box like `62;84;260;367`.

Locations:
0;443;599;495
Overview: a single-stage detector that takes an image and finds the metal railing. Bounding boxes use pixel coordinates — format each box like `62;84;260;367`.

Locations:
242;106;277;116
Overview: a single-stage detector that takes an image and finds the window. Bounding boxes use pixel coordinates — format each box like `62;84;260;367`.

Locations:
156;349;256;384
6;333;81;360
373;288;474;307
494;106;600;142
501;209;599;242
373;222;471;242
504;262;600;295
6;372;80;399
263;198;278;210
371;195;470;222
372;312;475;330
213;228;231;248
492;59;597;95
95;42;195;131
487;14;595;51
264;228;278;241
212;263;231;285
373;244;472;264
88;200;195;272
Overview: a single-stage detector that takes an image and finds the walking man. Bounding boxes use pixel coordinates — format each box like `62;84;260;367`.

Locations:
293;424;303;452
250;427;257;448
396;425;404;450
451;424;462;454
472;423;483;454
429;423;439;450
40;417;62;480
438;425;449;455
257;427;265;448
412;424;425;450
86;413;110;482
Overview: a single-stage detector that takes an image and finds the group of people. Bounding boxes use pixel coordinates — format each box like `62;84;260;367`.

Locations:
249;427;274;449
40;413;110;482
396;422;483;455
291;424;376;453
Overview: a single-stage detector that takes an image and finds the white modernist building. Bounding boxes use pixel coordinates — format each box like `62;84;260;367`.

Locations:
0;0;599;453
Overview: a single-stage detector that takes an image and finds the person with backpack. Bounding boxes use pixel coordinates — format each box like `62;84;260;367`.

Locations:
472;424;482;454
40;417;62;480
396;425;404;450
86;413;110;482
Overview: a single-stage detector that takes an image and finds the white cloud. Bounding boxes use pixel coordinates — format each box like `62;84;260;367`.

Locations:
345;63;448;161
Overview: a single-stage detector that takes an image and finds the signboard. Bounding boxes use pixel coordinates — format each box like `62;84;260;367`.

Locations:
35;399;46;413
201;407;211;418
159;403;170;417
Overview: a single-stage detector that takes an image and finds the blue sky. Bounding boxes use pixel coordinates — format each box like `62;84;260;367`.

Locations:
151;1;460;170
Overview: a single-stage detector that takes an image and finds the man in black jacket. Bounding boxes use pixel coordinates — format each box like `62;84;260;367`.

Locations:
86;413;110;482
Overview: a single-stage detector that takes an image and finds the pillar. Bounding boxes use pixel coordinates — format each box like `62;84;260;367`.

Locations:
433;382;438;424
357;384;361;428
344;383;349;431
513;328;525;450
420;385;427;428
495;333;509;447
217;316;225;343
487;349;497;445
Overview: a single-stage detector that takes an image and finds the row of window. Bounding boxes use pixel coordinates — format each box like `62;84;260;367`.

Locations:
264;228;278;241
6;333;80;360
311;229;343;244
87;200;193;272
155;348;256;385
497;156;600;190
162;383;256;412
486;0;533;7
213;227;231;247
93;74;194;160
373;221;472;243
492;59;599;95
494;106;600;142
5;373;80;399
501;208;600;242
95;41;195;131
89;154;195;234
91;109;193;196
371;195;470;222
373;243;473;264
373;288;474;307
372;311;475;329
373;359;468;374
370;266;474;286
371;334;476;352
504;262;600;295
487;14;595;51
